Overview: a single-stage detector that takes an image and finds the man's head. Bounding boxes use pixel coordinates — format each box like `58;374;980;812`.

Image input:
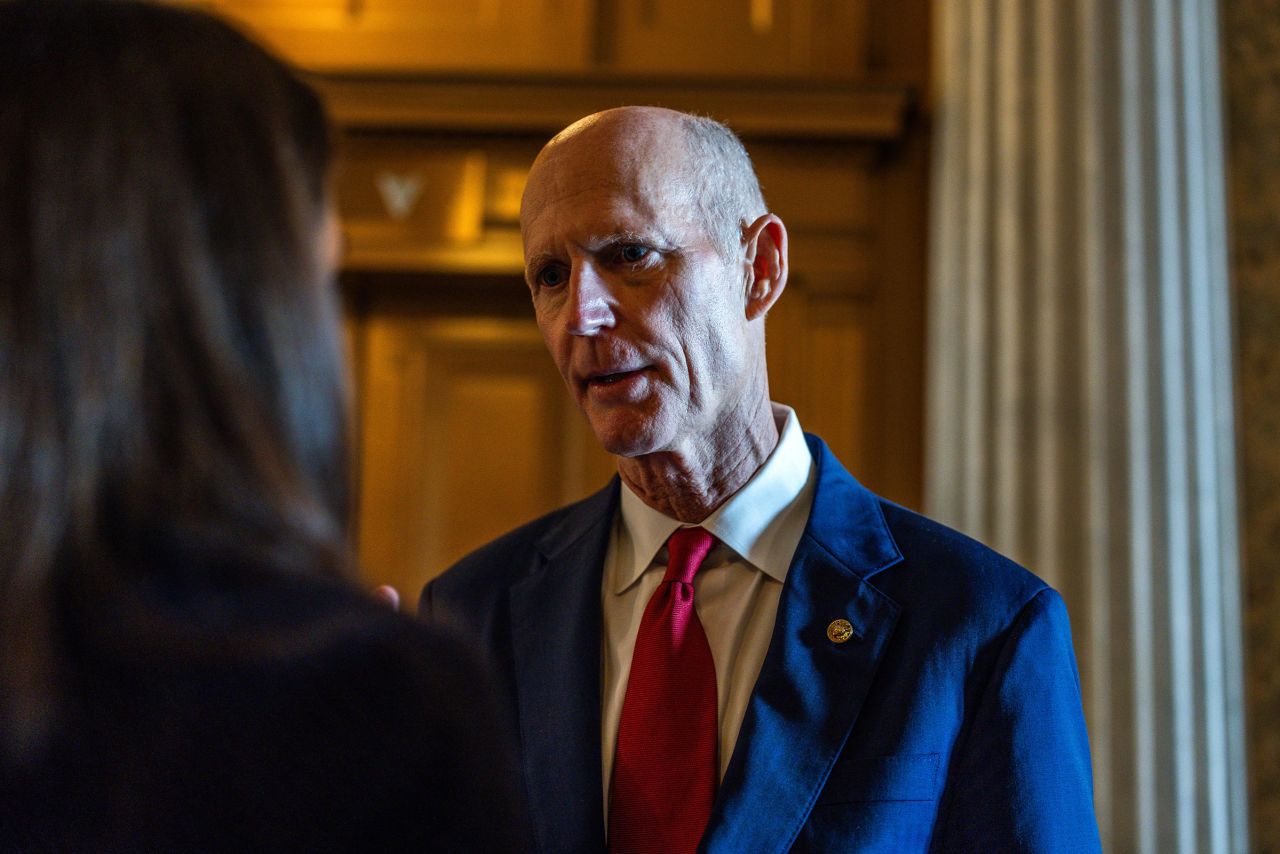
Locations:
520;106;788;460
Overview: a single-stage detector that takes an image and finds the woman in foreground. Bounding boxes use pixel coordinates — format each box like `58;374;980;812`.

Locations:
0;1;526;850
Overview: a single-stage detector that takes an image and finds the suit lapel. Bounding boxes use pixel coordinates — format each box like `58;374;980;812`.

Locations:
509;480;619;853
700;436;903;854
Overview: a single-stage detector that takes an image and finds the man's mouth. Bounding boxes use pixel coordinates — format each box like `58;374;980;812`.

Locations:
585;367;648;388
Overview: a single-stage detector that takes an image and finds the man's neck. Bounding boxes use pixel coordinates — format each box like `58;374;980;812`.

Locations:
617;401;780;523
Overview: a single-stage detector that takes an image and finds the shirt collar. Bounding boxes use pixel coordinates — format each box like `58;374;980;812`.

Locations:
614;403;815;593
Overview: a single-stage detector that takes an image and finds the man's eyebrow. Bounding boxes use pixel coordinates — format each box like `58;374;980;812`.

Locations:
586;229;675;250
525;251;557;270
596;229;649;244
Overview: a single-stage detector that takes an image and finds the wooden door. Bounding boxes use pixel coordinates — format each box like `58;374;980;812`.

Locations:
349;284;615;599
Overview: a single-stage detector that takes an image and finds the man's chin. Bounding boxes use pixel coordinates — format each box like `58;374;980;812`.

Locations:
596;433;660;459
587;417;668;459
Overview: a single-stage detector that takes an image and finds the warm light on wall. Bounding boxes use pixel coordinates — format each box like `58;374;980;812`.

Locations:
750;0;774;33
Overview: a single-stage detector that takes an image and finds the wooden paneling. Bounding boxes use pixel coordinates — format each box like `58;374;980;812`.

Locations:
598;0;870;80
315;78;912;142
866;114;928;509
196;0;594;74
750;141;878;296
754;144;875;233
339;140;487;249
351;296;614;595
187;0;871;79
765;288;872;480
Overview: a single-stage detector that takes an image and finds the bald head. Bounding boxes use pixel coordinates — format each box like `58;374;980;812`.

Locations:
523;106;767;259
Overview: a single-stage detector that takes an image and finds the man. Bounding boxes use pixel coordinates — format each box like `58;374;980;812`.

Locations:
420;106;1100;852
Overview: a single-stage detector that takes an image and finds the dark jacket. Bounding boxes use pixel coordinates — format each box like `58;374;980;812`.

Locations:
2;568;528;853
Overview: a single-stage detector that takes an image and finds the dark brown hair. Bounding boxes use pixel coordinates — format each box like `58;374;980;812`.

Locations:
0;0;350;756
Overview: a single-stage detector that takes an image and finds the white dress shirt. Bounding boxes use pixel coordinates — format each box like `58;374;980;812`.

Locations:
600;403;817;810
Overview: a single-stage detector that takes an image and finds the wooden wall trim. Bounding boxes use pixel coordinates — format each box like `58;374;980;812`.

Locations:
312;75;915;141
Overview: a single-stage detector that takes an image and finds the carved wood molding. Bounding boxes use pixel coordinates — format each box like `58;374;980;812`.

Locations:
312;75;915;141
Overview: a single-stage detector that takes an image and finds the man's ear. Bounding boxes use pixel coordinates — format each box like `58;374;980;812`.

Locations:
741;213;789;321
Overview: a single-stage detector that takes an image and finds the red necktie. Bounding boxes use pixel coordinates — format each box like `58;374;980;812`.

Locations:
609;527;718;854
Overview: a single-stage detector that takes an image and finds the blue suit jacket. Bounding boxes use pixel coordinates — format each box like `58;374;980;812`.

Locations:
422;435;1101;852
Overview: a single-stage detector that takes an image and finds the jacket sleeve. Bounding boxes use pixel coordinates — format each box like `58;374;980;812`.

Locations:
931;588;1102;852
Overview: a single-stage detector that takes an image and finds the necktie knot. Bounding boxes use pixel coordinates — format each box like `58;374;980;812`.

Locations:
663;527;716;585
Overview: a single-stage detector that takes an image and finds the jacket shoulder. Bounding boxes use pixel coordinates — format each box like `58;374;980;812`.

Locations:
802;432;1048;624
422;479;617;613
873;499;1053;633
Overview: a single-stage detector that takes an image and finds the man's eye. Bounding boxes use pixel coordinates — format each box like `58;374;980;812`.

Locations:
537;266;568;288
618;244;650;264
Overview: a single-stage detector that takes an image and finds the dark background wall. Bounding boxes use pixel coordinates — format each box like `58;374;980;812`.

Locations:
1222;0;1280;847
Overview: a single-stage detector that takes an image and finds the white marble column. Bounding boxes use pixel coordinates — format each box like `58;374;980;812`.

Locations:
927;0;1249;851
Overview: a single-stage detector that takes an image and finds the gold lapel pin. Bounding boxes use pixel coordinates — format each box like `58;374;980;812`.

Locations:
827;619;854;644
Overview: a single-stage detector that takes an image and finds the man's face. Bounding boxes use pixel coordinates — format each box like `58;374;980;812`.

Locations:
520;124;756;459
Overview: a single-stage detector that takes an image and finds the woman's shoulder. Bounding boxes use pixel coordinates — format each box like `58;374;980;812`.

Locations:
178;574;528;850
219;571;469;663
15;572;528;852
150;571;493;746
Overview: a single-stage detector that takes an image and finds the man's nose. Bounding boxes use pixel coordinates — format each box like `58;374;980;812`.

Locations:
566;264;614;337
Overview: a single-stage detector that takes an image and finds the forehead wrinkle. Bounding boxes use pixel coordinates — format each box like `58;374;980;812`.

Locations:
525;187;678;245
529;120;692;199
522;122;707;256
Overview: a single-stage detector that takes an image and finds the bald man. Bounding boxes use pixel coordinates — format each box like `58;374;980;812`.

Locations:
421;107;1100;853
